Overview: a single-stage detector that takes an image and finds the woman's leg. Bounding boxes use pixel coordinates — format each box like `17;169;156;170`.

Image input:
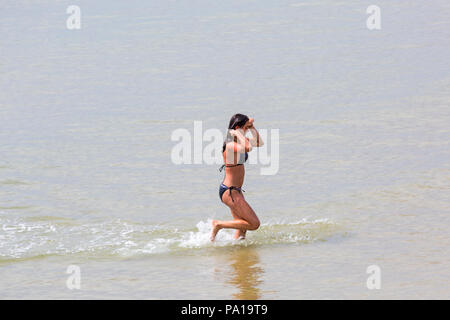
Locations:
230;207;247;240
235;229;247;240
211;191;260;241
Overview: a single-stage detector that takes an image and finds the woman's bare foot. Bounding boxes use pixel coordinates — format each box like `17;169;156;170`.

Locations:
210;220;221;242
234;229;246;240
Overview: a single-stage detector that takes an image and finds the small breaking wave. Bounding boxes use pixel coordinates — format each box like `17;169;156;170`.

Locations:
0;215;342;262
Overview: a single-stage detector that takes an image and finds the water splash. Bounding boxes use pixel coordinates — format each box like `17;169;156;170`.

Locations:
0;215;342;261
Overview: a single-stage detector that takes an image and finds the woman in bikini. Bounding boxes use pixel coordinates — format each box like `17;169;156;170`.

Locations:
210;114;264;241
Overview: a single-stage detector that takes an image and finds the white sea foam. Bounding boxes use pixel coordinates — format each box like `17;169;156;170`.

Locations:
0;216;341;260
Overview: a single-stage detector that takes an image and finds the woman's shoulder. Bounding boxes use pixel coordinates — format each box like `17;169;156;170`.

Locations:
224;141;249;154
224;141;240;151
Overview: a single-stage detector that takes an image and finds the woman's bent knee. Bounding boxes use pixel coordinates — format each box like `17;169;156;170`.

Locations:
249;220;260;230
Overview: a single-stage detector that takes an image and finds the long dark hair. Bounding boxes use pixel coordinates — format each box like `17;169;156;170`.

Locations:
222;113;249;152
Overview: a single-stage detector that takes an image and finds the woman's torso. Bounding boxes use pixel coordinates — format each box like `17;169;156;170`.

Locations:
222;144;247;187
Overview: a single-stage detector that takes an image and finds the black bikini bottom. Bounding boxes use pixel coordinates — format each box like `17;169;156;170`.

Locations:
219;183;245;202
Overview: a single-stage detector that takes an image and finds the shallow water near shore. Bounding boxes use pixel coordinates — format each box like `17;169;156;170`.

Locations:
1;0;449;299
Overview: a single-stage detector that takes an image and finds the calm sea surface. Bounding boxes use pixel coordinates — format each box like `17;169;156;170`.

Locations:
1;0;449;299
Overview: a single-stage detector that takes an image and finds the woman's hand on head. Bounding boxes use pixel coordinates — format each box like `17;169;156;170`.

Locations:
247;118;254;128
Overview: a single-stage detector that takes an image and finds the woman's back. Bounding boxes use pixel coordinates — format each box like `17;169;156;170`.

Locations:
222;142;247;187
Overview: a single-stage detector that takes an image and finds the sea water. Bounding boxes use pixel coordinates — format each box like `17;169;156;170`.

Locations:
0;0;449;299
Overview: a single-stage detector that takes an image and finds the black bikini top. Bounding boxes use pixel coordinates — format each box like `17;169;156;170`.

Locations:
219;152;248;172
